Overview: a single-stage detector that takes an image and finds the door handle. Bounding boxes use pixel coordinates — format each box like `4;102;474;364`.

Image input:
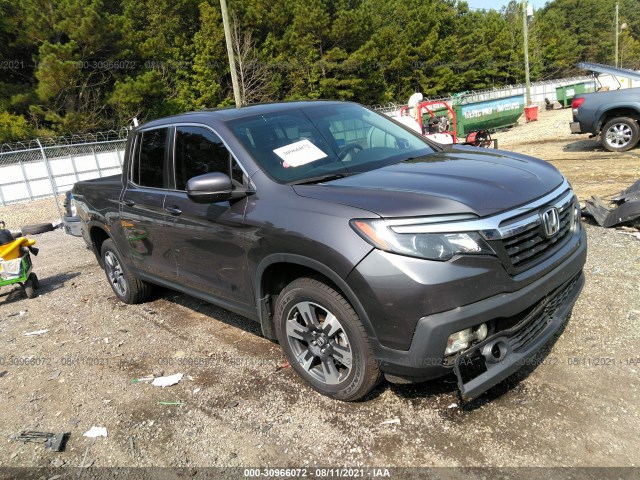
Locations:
165;206;182;216
123;199;135;207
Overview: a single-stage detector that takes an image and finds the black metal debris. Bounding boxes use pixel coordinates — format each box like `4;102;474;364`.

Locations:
10;431;70;452
583;180;640;228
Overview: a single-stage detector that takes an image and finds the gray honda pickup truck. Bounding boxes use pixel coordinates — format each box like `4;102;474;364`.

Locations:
70;101;586;401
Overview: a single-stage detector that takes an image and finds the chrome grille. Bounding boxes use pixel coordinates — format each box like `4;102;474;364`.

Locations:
496;193;575;274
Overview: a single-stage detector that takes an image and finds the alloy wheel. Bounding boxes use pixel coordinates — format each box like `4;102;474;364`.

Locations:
104;251;128;297
285;301;353;385
605;122;633;149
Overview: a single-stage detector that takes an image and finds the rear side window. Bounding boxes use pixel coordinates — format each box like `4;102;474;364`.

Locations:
174;126;235;190
133;128;167;188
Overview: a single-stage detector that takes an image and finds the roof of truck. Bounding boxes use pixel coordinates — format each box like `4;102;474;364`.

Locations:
138;100;352;129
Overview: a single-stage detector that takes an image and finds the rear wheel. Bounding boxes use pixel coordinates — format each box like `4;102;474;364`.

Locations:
601;117;639;152
275;278;380;401
101;239;152;304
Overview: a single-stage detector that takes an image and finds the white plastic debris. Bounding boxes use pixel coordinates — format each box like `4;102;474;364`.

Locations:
447;403;458;409
152;373;183;388
380;418;400;425
83;426;108;438
24;329;48;336
193;388;201;395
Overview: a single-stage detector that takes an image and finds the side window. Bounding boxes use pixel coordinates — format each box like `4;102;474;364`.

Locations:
174;126;246;190
133;128;167;188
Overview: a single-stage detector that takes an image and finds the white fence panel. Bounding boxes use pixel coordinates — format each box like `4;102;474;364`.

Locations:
3;183;30;202
29;178;55;197
0;164;24;183
97;151;120;169
50;157;75;176
0;138;126;208
74;153;98;173
56;174;78;191
25;162;48;180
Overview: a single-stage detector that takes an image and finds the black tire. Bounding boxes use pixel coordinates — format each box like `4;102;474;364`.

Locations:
21;223;54;235
601;117;640;152
23;280;36;299
101;239;152;304
275;277;380;401
29;272;40;289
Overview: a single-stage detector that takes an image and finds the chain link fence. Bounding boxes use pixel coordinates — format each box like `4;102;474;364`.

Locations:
0;130;127;229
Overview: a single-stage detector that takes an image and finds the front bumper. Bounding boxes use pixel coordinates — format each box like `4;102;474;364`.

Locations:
569;121;583;134
369;227;586;398
453;272;583;398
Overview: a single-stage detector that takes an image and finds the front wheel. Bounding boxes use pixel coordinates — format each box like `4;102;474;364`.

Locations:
101;239;152;304
29;272;40;290
601;117;639;152
23;280;36;299
275;278;380;401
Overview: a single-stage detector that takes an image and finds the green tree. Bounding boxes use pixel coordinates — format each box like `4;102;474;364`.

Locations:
0;111;34;143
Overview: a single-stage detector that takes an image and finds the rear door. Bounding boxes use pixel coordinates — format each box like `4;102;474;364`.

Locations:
163;124;254;307
120;127;176;281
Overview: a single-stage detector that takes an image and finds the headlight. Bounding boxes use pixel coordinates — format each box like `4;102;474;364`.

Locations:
350;219;494;261
70;198;77;216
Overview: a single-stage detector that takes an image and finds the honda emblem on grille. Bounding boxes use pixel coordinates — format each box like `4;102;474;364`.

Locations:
541;207;560;237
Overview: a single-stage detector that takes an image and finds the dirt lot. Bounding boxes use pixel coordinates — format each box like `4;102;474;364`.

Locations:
0;108;639;475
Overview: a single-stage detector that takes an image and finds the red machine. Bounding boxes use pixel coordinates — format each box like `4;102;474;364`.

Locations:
399;100;493;147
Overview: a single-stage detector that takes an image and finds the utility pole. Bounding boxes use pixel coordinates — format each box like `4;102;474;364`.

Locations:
523;1;531;106
615;1;619;67
220;0;242;108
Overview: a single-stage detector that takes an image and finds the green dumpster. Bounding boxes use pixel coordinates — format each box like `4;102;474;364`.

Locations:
454;95;524;137
555;82;596;108
420;95;524;138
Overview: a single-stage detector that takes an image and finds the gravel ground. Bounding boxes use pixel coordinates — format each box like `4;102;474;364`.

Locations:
0;108;639;473
0;196;63;231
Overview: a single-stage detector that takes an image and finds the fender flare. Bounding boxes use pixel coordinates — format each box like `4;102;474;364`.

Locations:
595;103;640;132
255;253;377;342
85;221;113;262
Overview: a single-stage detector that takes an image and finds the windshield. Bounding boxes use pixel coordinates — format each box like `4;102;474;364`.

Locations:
228;103;435;184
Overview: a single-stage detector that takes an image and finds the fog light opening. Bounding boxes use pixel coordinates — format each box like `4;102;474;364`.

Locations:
444;323;489;356
482;340;509;364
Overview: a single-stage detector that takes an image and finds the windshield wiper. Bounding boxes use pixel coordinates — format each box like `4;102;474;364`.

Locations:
288;173;352;185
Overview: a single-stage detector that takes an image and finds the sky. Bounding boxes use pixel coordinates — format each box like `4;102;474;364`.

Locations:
465;0;549;11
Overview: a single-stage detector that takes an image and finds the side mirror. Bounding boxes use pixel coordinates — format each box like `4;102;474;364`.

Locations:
187;172;233;203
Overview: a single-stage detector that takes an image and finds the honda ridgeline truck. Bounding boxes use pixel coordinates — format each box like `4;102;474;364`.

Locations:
70;101;586;401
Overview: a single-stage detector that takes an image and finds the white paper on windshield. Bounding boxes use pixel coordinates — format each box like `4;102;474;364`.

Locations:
273;139;327;168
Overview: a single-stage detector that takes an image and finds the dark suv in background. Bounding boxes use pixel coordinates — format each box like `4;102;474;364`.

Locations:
70;101;587;401
570;87;640;152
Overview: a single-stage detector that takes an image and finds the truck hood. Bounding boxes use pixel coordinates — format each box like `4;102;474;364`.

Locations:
293;146;564;218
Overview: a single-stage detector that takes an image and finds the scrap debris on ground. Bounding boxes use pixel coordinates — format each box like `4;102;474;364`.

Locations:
583;179;640;228
10;431;69;452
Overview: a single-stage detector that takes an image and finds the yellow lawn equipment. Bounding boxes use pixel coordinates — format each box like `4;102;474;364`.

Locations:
0;220;40;299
